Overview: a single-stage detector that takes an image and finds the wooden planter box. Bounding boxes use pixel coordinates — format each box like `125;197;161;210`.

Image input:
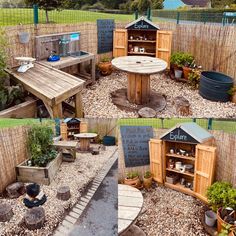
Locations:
0;97;37;118
16;153;62;185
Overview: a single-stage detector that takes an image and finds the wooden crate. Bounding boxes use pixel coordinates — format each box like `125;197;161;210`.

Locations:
16;153;62;185
0;97;37;118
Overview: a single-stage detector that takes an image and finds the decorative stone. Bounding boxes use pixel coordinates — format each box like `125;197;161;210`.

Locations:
56;186;71;201
138;107;156;118
24;207;45;230
0;203;14;222
174;96;191;116
6;182;25;199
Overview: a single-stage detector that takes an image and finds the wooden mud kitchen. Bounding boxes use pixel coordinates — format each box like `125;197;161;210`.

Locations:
149;123;216;202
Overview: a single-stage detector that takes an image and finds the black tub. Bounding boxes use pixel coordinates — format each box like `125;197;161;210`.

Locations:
199;71;233;102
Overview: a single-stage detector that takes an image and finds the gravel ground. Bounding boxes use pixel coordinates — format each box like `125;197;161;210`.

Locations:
82;71;236;118
0;145;117;236
136;185;208;236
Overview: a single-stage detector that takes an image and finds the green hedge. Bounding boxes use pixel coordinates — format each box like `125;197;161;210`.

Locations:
152;9;236;23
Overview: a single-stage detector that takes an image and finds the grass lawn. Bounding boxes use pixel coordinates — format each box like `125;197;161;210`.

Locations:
118;118;236;133
0;8;134;26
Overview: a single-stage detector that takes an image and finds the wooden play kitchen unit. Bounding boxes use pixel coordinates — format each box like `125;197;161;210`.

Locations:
149;123;216;202
74;133;97;152
6;64;84;118
113;16;172;68
112;56;167;105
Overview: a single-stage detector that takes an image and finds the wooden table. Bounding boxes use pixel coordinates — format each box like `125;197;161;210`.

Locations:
74;133;97;152
38;52;96;85
6;63;84;118
118;184;144;235
112;56;167;105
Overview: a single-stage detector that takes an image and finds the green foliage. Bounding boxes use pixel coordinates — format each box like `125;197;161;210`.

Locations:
206;181;236;212
100;56;111;63
144;171;152;178
219;223;233;236
170;52;194;68
28;125;57;167
126;171;139;179
188;69;201;90
228;86;236;96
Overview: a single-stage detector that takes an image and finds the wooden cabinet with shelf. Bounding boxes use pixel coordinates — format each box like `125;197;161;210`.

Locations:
113;17;172;68
149;123;216;202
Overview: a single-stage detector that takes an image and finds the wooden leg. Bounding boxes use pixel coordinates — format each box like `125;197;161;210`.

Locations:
127;73;151;105
91;58;96;84
52;103;63;118
75;92;83;118
80;138;90;151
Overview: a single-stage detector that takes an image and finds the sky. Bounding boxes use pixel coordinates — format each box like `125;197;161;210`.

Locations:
163;0;185;9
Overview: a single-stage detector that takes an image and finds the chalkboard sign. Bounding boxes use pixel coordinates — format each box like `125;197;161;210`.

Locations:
97;19;114;54
127;19;158;30
120;126;153;167
161;128;198;144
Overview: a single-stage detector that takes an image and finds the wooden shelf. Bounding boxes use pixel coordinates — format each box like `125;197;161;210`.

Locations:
166;168;194;177
166;153;195;161
128;39;156;43
128;52;156;56
165;182;194;196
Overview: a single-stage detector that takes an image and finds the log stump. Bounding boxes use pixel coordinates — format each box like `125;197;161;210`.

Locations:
6;182;25;198
24;207;45;230
0;203;13;222
174;96;191;116
56;186;71;201
138;107;156;118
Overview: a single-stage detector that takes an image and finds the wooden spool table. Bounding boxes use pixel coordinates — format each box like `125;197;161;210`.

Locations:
118;184;144;236
74;133;97;152
112;56;167;105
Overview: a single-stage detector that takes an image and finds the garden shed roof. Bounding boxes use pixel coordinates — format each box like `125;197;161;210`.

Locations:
181;0;209;7
160;122;213;143
125;16;160;30
63;118;81;123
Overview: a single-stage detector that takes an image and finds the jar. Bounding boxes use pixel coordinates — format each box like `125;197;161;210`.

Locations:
175;162;182;171
168;159;175;169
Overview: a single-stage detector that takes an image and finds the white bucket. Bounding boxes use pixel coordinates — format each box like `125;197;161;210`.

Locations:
174;69;183;79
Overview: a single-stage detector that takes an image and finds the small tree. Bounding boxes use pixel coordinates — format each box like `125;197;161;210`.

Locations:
138;0;151;12
24;0;65;23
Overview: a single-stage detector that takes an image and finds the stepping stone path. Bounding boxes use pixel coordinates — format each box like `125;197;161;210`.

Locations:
138;107;156;118
0;203;13;222
24;207;45;230
6;182;25;198
57;186;71;201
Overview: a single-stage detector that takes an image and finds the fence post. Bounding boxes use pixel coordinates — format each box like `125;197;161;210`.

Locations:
33;4;39;25
147;7;151;21
177;12;180;24
208;118;213;130
135;10;138;20
54;118;61;136
193;118;196;123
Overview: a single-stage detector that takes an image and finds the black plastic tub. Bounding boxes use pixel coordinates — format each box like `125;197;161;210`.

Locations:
103;136;116;146
199;71;233;102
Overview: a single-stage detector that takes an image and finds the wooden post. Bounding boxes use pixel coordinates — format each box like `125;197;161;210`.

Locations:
75;92;83;118
24;207;45;230
57;186;71;201
91;58;96;84
0;204;13;222
52;103;63;118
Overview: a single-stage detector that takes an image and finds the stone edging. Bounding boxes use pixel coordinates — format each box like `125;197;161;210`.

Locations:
54;148;118;236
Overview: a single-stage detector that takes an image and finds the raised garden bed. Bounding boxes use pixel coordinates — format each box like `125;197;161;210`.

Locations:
0;97;37;118
16;152;62;185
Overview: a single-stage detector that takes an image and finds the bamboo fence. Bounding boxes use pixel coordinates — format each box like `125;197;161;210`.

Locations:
0;126;29;193
3;22;236;82
118;128;236;187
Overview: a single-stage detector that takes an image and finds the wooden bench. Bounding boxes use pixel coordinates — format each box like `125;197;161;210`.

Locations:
53;141;78;162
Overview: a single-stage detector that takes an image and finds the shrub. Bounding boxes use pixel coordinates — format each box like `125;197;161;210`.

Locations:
144;171;152;178
188;69;201;89
126;171;139;179
170;52;194;68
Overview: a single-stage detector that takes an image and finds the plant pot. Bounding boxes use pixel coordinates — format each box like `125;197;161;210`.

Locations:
124;176;141;188
174;69;183;79
183;66;192;80
217;208;236;233
143;176;152;189
205;210;217;227
103;136;116;146
232;93;236;104
98;62;112;76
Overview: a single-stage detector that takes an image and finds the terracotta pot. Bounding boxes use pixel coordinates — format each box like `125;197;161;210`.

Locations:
183;66;192;80
232;93;236;104
217;208;236;233
229;231;236;236
143;176;152;189
98;62;112;76
124;176;141;188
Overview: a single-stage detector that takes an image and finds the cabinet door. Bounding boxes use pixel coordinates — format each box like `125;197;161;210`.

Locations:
156;31;172;69
113;29;127;58
194;145;216;202
149;139;163;183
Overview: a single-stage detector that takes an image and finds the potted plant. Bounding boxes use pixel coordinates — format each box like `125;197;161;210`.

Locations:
228;86;236;104
188;69;201;89
207;181;236;233
143;171;152;189
16;125;62;185
182;54;194;79
219;224;235;236
124;171;141;188
98;56;112;76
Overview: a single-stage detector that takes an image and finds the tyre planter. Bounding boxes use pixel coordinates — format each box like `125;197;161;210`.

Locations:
199;71;233;102
143;177;152;189
183;66;192;80
217;208;236;233
16;153;62;185
124;176;141;188
0;97;37;118
98;62;112;76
